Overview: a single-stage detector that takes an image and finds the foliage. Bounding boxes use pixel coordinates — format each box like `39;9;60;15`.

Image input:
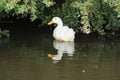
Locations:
71;0;91;26
0;34;9;44
0;28;9;38
49;0;79;27
0;0;120;35
0;0;38;21
42;0;55;7
89;0;120;34
41;0;120;34
0;0;56;21
71;0;120;34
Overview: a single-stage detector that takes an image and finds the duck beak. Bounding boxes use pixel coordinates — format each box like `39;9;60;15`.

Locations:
48;20;54;25
48;54;54;58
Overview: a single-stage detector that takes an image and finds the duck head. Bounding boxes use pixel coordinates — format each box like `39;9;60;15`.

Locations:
48;17;63;26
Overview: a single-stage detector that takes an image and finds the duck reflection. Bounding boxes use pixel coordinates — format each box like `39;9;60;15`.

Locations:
48;40;75;63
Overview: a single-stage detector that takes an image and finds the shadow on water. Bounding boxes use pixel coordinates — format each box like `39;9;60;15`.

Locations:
0;22;120;80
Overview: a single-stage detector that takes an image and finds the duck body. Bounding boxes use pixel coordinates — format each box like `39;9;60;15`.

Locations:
53;25;75;41
48;17;75;41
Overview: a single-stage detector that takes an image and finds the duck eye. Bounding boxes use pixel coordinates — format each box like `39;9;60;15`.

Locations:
54;18;57;20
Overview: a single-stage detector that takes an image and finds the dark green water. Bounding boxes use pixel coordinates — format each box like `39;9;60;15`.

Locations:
0;30;120;80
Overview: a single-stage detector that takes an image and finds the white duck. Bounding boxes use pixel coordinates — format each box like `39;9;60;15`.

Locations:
48;17;75;41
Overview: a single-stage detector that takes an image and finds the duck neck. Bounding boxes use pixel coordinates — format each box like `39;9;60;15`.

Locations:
57;21;63;27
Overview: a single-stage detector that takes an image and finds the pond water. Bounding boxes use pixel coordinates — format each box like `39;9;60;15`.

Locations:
0;25;120;80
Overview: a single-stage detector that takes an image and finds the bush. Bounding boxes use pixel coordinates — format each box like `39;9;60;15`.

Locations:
89;0;120;34
0;0;120;35
0;0;44;21
71;0;120;34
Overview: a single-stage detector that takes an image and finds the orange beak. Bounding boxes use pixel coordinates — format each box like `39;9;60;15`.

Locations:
48;54;54;58
48;20;54;25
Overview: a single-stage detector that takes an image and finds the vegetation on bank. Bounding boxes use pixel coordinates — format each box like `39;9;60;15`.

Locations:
0;0;120;35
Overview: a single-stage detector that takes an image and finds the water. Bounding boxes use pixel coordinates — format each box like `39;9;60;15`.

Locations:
0;27;120;80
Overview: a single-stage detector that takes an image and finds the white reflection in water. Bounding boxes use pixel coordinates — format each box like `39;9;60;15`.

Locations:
48;40;75;63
